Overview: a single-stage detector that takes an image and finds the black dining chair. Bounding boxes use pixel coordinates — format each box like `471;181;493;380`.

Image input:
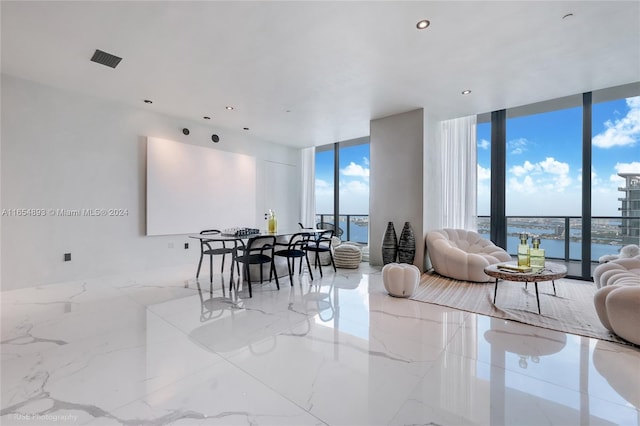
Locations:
271;232;314;283
196;230;239;283
304;229;337;278
231;235;280;298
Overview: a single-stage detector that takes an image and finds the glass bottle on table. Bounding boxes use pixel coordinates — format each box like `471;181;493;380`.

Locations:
517;233;530;267
530;236;545;270
267;209;277;233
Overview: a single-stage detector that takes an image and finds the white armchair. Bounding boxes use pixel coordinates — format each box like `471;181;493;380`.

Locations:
426;229;512;282
593;255;640;345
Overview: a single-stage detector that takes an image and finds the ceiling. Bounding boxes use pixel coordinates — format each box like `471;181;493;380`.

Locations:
2;1;639;148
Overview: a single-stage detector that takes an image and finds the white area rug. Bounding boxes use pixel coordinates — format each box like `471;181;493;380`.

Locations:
411;272;629;345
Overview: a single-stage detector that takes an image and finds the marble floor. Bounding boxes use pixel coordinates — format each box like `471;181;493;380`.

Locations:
1;263;639;426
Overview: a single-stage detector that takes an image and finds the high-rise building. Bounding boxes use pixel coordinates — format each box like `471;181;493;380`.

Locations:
618;173;640;245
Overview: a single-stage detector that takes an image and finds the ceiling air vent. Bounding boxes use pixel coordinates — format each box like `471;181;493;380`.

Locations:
90;49;122;69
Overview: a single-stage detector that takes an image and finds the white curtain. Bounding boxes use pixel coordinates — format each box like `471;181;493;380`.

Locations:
301;146;316;227
440;115;477;230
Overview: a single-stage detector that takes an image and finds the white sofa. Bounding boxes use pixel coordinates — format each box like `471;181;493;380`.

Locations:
593;255;640;345
426;229;512;282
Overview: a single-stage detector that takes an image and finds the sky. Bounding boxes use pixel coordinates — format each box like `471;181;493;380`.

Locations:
315;143;370;215
477;96;640;216
315;95;639;218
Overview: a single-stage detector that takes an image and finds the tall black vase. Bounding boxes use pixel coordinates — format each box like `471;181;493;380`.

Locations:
397;222;416;264
382;221;398;265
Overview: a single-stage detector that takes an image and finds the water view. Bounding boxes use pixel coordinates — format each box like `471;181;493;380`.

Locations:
317;215;633;262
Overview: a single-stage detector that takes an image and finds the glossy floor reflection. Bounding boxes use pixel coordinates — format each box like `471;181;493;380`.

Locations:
1;264;639;425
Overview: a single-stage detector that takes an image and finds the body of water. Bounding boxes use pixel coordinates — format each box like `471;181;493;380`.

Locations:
333;219;622;262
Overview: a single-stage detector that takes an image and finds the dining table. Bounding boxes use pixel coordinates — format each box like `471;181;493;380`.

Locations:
188;228;328;289
187;228;326;243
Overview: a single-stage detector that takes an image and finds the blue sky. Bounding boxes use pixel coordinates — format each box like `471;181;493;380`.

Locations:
315;96;639;217
478;96;640;216
315;144;370;214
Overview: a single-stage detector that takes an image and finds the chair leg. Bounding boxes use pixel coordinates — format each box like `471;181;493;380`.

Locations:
316;251;324;278
328;250;336;272
271;261;280;290
305;253;314;280
196;253;204;278
229;258;235;291
221;254;226;273
209;256;213;283
245;263;252;298
287;257;294;285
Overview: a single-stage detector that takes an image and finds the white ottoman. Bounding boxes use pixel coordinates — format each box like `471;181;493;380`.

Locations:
382;263;420;298
334;244;362;269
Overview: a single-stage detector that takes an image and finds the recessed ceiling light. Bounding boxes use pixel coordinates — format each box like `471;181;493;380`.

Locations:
143;99;153;104
225;106;234;110
461;89;472;95
203;116;211;120
416;19;430;30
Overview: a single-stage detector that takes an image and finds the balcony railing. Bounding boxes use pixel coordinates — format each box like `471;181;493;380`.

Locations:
478;215;639;262
313;214;639;261
315;214;369;244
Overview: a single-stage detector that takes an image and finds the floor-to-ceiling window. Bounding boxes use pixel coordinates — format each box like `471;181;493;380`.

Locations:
338;141;370;244
314;146;335;228
506;105;583;274
315;137;370;244
591;94;640;268
478;84;640;279
477;120;492;237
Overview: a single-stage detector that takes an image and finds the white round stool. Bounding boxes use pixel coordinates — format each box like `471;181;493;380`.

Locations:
382;263;420;298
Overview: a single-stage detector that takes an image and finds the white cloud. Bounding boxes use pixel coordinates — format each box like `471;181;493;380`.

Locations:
340;180;369;193
614;161;640;174
508;157;572;193
539;157;569;175
508;175;536;194
508;137;529;155
510;160;535;177
478;139;490;150
338;180;370;214
362;157;370;167
341;161;369;179
477;165;491;181
592;96;640;148
608;162;640;185
315;178;330;189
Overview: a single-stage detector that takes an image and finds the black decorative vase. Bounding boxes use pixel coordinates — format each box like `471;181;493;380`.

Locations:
397;222;416;264
382;221;398;265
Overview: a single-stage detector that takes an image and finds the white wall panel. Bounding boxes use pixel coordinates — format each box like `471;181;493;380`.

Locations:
146;137;256;235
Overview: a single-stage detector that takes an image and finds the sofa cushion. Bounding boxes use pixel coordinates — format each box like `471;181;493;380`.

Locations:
426;229;512;282
593;256;640;288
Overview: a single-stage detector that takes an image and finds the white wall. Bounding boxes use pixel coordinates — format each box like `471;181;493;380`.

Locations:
0;75;300;290
369;108;441;271
370;109;425;269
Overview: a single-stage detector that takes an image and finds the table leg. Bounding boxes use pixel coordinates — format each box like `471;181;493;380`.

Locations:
552;280;556;295
493;278;499;304
534;281;541;314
